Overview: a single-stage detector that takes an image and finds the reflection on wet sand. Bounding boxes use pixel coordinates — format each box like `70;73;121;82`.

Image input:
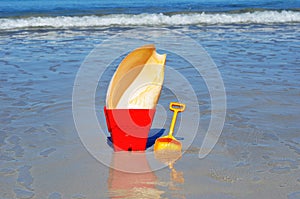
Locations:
108;151;185;198
108;152;163;199
154;150;185;194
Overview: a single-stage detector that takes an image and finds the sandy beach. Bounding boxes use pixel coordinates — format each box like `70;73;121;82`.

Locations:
1;1;300;198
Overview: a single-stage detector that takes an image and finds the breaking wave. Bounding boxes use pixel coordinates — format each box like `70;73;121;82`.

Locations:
1;10;299;30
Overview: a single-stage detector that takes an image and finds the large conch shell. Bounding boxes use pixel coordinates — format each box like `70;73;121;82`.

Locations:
106;44;166;109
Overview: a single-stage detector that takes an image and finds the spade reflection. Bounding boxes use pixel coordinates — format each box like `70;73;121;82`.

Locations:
108;152;163;199
154;150;185;192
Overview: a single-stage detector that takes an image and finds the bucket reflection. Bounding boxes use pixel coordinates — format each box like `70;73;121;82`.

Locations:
108;152;163;199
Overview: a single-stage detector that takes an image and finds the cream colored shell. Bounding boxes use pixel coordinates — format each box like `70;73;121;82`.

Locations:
106;44;166;109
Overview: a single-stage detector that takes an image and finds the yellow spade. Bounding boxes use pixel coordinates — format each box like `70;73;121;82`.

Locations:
154;102;186;151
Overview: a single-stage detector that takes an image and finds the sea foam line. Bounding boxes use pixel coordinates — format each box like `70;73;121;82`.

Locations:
1;11;299;30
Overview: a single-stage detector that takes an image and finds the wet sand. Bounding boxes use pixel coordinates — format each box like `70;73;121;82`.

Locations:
1;25;300;198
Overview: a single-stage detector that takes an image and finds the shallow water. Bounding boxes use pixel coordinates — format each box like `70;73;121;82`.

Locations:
1;24;300;198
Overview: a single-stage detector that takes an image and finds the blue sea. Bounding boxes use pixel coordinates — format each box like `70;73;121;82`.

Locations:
1;0;300;198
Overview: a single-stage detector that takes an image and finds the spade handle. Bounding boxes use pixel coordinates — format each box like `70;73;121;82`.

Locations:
168;102;186;137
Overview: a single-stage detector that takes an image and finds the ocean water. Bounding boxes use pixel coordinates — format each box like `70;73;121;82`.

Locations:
1;0;300;198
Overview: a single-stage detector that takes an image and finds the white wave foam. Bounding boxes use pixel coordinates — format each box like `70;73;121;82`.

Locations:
1;11;299;30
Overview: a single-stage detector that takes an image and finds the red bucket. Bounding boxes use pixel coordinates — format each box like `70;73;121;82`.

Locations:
104;107;156;151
